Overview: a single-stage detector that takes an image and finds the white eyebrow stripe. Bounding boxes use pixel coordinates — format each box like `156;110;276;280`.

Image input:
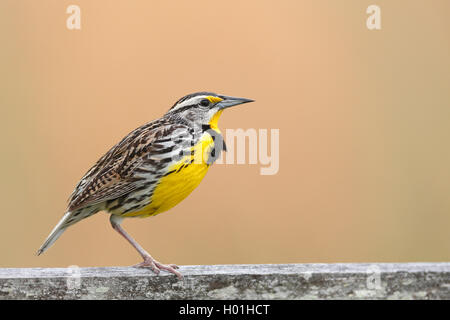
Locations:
170;95;209;111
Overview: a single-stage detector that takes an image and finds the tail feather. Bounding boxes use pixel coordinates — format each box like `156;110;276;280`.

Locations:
37;211;72;255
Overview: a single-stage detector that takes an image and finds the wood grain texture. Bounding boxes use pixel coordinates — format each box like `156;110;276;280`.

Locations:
0;263;449;300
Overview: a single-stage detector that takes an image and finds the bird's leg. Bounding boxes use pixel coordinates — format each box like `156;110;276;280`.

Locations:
110;215;182;279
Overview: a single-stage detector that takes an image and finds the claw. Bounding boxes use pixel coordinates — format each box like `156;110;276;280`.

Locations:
133;258;182;279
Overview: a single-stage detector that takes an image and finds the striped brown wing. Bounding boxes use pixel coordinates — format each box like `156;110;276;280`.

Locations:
67;120;192;212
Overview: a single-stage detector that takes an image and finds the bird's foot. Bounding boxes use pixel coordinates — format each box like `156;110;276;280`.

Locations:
133;257;182;279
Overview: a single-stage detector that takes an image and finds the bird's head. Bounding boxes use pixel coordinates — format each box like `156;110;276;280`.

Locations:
166;92;254;129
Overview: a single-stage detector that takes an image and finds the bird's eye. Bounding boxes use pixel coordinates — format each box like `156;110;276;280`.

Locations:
200;99;210;107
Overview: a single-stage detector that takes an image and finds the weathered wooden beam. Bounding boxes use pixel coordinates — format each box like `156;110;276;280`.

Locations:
0;263;449;299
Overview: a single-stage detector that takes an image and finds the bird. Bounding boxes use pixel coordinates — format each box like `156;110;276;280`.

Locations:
37;92;254;279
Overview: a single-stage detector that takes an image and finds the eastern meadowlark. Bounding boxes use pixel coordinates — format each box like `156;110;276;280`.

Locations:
37;92;254;278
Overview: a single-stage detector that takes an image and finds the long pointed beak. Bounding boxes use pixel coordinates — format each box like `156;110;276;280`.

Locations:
217;95;254;109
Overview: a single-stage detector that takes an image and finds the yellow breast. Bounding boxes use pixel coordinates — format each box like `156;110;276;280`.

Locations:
122;131;216;218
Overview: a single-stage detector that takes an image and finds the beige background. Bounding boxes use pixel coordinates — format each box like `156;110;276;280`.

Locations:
1;1;449;268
